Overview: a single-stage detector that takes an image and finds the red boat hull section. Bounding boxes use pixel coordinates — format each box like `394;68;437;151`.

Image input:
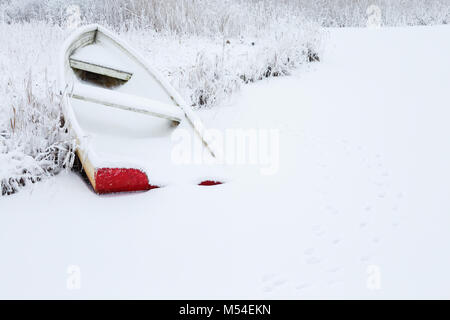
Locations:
198;180;223;186
95;168;159;194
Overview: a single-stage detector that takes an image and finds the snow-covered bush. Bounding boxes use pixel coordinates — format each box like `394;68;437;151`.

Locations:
173;24;321;109
0;73;75;195
0;23;75;195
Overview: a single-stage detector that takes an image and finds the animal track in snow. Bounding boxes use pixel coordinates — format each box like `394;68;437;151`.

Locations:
300;134;404;284
306;256;322;265
312;225;326;237
295;282;312;291
332;238;341;245
328;279;343;287
261;274;287;293
261;273;276;282
325;205;340;215
303;247;322;265
328;266;341;273
360;256;370;263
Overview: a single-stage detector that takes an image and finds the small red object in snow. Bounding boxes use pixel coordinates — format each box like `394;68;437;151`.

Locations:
95;168;159;194
198;180;223;186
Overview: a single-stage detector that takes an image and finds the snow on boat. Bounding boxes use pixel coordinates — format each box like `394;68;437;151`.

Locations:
59;25;222;193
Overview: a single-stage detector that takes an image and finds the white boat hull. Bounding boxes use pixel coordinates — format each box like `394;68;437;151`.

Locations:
59;25;222;193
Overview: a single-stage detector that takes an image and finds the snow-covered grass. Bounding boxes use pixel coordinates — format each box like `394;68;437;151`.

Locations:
0;23;75;195
0;1;323;195
123;24;321;109
1;0;449;29
300;0;449;27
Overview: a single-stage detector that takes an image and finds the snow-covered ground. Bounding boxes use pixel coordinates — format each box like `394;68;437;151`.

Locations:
1;25;450;299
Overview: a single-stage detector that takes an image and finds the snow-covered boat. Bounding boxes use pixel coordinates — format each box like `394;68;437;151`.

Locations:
59;25;220;193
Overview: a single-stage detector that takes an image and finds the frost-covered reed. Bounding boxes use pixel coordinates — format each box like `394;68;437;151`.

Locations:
1;0;448;30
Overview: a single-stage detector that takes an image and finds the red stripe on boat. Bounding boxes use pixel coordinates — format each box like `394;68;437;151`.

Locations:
198;180;223;186
95;168;159;194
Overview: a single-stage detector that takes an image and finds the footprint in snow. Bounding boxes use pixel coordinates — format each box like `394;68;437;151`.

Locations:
262;274;287;292
295;283;312;291
328;279;344;287
261;273;276;282
328;266;341;273
262;276;288;293
360;256;371;263
312;225;326;237
332;239;341;245
326;205;339;215
306;256;322;265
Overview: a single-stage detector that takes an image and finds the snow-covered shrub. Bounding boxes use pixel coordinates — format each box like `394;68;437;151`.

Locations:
174;22;322;109
0;72;75;196
0;22;75;195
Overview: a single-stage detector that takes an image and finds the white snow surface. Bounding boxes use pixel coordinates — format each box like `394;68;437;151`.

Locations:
1;26;450;299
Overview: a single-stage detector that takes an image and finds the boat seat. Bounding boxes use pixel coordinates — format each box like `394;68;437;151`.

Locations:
70;57;133;81
70;43;134;81
70;83;184;123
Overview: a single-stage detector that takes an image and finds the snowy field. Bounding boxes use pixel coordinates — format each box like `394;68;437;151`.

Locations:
1;25;450;299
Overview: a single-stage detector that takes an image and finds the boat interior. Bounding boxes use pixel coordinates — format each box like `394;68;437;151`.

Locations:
65;28;218;184
67;29;183;139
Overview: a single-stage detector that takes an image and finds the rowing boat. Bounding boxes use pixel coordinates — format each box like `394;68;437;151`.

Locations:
59;25;221;193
